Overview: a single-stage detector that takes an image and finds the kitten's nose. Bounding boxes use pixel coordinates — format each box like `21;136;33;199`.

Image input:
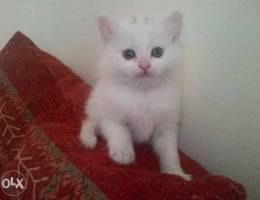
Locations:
138;59;151;71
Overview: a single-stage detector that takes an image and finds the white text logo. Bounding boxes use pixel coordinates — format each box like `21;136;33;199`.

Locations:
1;170;27;196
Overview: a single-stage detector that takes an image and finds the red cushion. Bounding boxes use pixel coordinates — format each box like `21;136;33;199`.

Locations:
0;32;246;200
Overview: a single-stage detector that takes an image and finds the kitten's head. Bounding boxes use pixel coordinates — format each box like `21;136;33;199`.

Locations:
98;12;182;89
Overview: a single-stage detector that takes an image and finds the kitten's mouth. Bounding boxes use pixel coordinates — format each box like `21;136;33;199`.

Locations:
138;71;152;78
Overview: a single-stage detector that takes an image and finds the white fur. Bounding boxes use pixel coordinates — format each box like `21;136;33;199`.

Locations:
80;12;191;180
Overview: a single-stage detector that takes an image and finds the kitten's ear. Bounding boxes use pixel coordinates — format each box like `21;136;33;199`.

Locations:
99;15;116;44
164;11;182;40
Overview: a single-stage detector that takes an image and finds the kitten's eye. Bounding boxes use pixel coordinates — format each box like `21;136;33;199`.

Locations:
151;47;164;58
122;49;136;60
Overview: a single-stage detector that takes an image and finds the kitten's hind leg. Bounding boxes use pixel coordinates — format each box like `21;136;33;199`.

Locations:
152;124;191;181
79;120;97;149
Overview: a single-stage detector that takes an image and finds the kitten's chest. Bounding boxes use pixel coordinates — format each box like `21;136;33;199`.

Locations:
121;90;167;143
112;85;178;142
126;101;156;143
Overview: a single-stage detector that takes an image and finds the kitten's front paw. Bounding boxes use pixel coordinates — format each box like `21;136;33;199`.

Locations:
163;169;192;181
109;145;135;165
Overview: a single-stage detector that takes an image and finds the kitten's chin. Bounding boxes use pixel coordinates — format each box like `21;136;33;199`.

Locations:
129;73;168;90
108;71;168;90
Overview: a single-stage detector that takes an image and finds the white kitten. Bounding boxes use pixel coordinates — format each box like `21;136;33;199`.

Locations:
80;12;191;180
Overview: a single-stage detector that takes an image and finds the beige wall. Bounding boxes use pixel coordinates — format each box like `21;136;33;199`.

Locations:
1;0;260;199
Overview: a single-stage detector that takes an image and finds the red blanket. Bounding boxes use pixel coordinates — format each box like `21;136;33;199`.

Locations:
0;32;246;200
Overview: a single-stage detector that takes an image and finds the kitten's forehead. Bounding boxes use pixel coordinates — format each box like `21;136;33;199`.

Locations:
117;15;167;49
125;15;160;35
129;15;153;25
